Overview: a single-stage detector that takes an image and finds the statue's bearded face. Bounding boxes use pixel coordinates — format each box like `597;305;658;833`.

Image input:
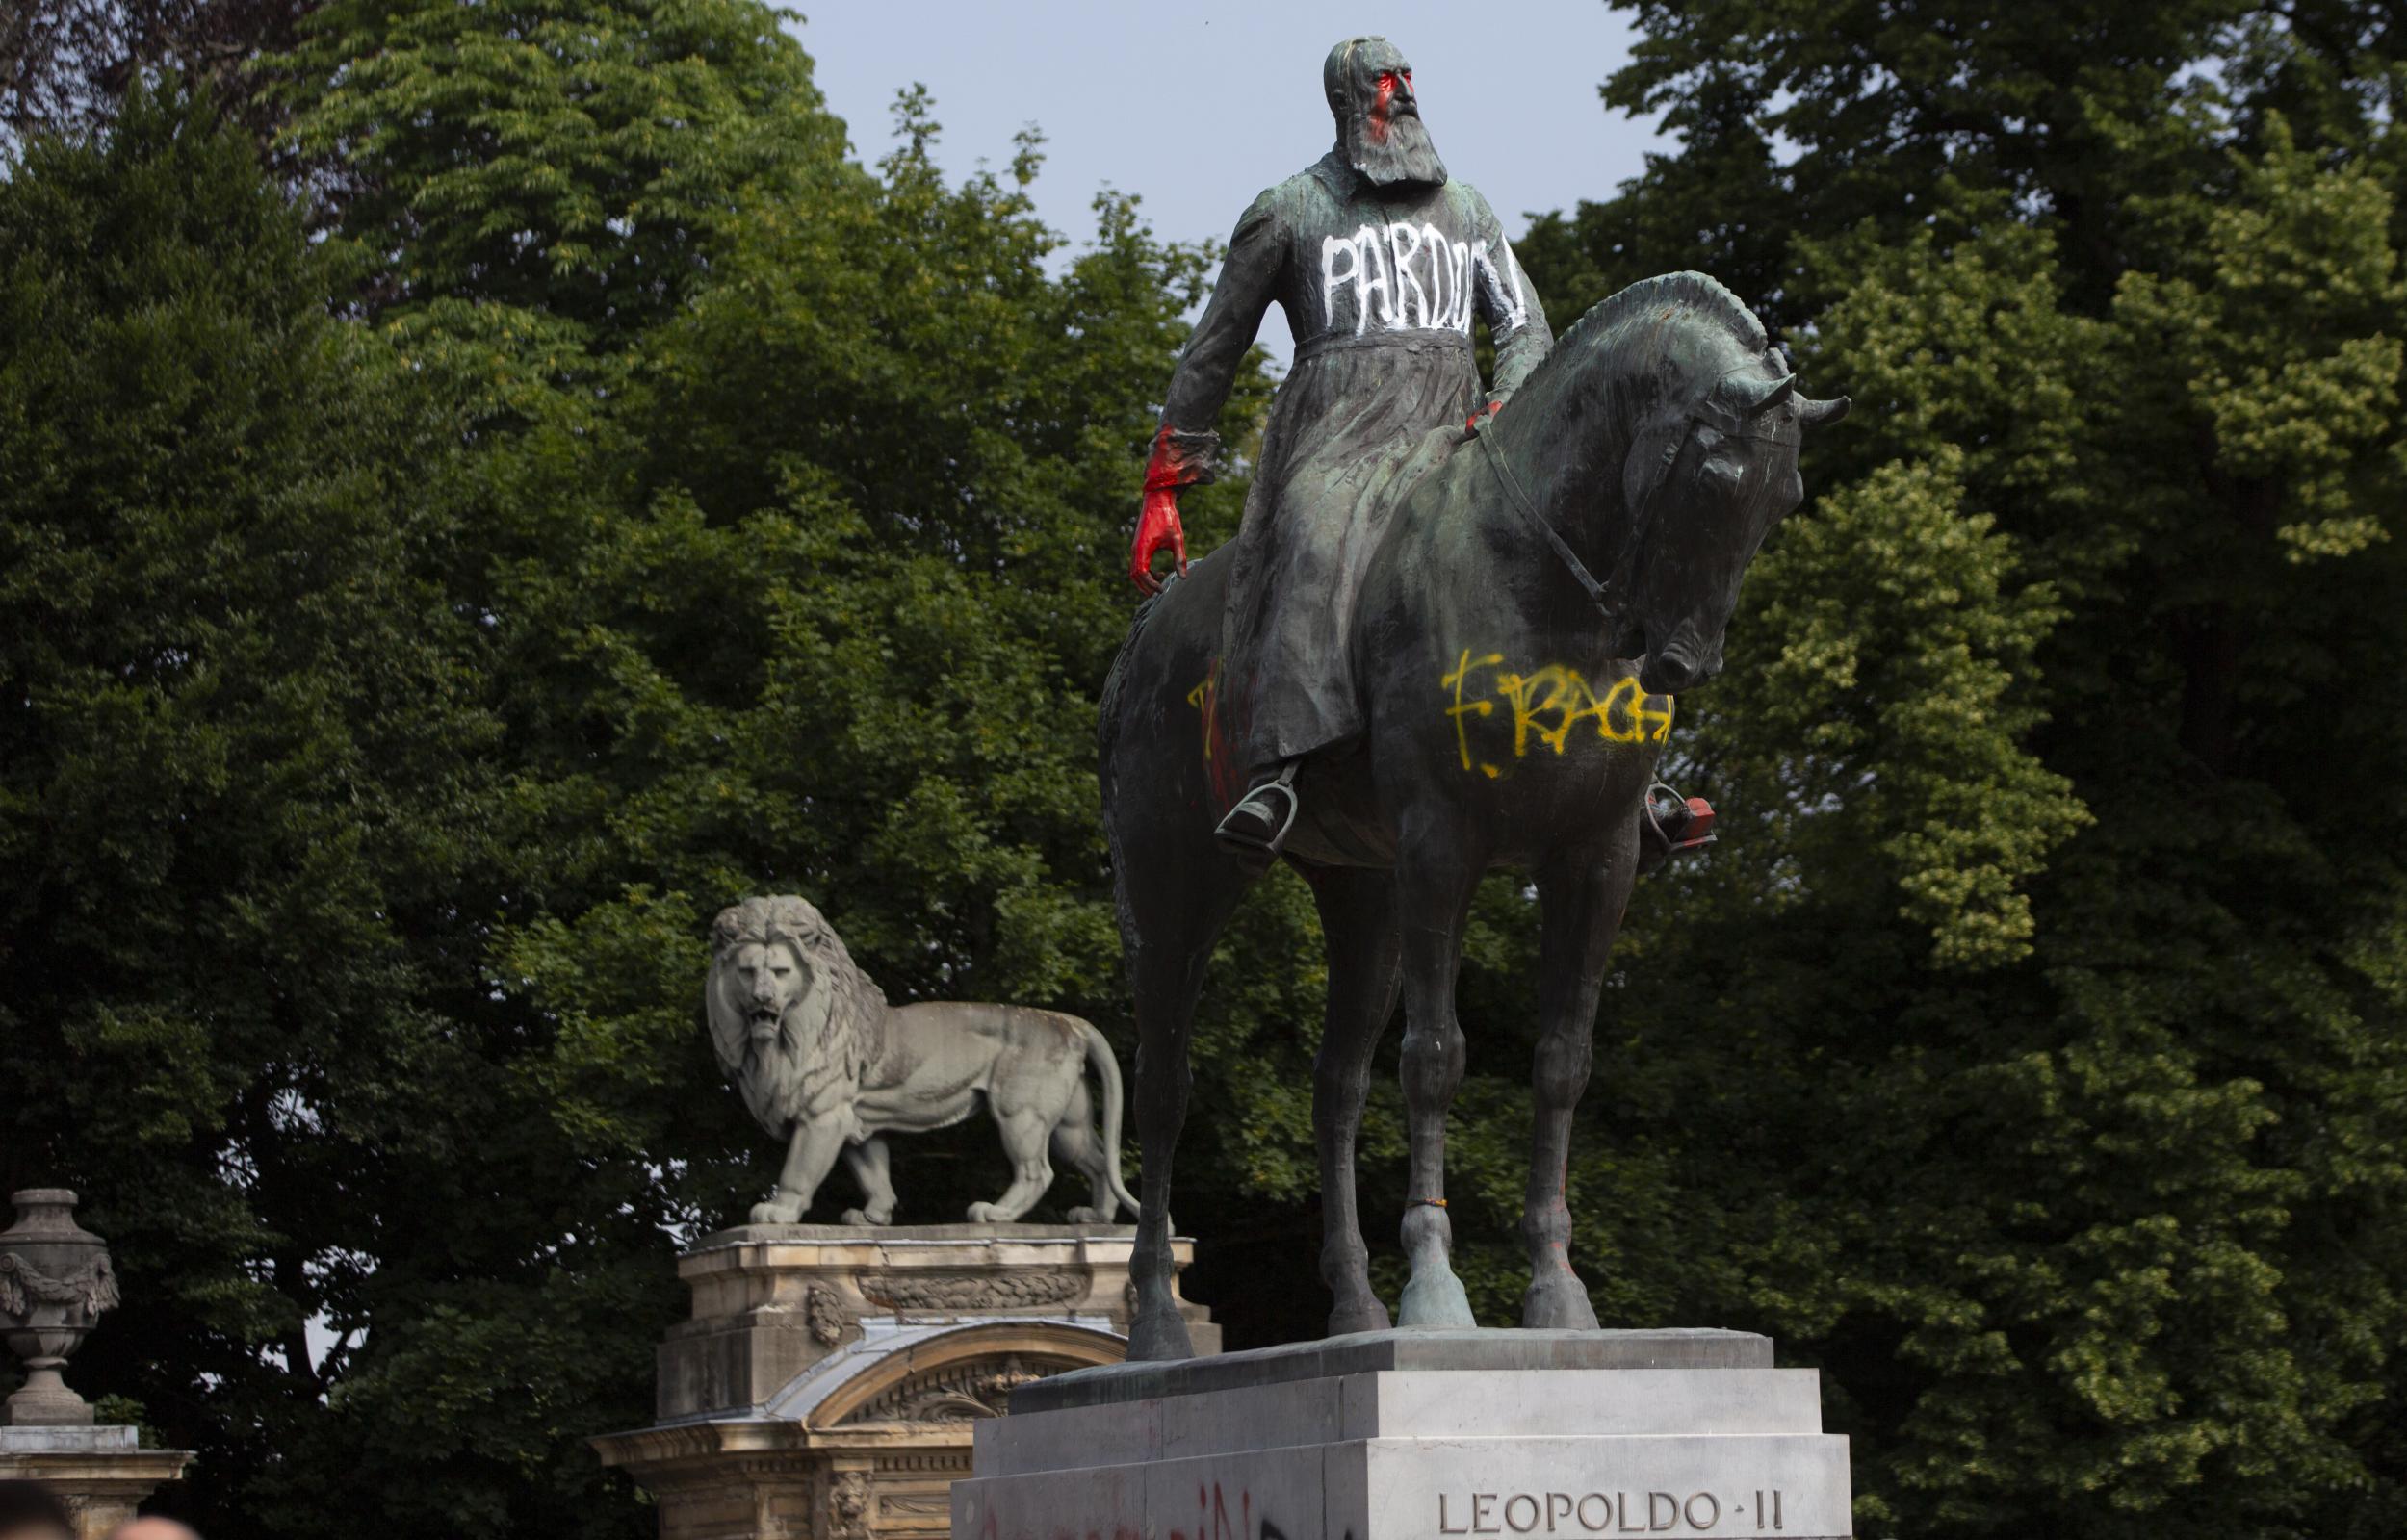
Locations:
1326;37;1446;190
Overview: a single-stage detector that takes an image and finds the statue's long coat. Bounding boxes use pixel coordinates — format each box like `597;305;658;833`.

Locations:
1161;153;1553;778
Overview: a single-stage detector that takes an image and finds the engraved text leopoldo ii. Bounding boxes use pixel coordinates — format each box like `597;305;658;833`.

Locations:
1436;1488;1791;1536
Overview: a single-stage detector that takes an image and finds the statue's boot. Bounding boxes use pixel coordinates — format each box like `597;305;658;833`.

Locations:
1213;761;1302;859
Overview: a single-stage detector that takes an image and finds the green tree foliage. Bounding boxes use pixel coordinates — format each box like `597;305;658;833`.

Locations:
5;6;1286;1535
472;91;1278;1234
1504;4;2407;1534
278;0;848;331
0;85;545;1532
0;0;310;152
13;3;2406;1538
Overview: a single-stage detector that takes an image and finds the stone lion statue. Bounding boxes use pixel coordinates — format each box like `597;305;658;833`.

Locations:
707;895;1140;1226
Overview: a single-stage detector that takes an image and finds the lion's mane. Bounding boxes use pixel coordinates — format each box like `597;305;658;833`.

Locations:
707;895;891;1136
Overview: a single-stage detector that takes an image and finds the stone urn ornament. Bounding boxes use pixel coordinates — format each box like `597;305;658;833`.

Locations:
0;1189;120;1425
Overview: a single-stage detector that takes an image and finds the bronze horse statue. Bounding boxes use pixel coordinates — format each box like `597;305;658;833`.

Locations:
1100;272;1848;1360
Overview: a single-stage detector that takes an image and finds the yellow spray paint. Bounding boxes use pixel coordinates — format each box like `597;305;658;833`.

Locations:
1185;674;1217;758
1181;650;1669;783
1441;648;1670;778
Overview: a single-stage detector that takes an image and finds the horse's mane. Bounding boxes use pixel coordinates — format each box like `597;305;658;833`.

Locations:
1550;270;1766;360
1483;270;1772;459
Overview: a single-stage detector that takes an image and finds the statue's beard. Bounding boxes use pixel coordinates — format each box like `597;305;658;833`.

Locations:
1344;108;1446;189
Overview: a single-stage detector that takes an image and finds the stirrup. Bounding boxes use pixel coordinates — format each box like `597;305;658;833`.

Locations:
1637;780;1716;875
1214;765;1303;859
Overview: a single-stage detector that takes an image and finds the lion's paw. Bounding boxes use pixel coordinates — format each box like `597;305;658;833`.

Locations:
840;1207;893;1227
1065;1206;1107;1224
966;1201;1005;1223
751;1196;806;1224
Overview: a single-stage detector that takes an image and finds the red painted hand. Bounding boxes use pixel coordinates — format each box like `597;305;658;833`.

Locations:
1129;486;1188;595
1464;399;1505;434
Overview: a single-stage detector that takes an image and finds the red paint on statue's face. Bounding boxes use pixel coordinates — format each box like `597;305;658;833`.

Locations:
1369;68;1412;141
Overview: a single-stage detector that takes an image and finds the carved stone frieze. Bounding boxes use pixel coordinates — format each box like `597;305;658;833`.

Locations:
828;1468;873;1540
858;1270;1083;1312
839;1353;1077;1424
806;1282;848;1346
880;1492;954;1518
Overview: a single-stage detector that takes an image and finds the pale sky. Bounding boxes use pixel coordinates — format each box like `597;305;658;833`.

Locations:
790;3;1664;365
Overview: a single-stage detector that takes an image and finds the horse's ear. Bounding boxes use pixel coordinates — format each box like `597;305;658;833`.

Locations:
1799;395;1851;427
1729;372;1796;418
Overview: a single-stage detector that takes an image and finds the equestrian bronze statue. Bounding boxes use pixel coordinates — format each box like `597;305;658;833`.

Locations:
1105;43;1847;1362
1126;36;1555;860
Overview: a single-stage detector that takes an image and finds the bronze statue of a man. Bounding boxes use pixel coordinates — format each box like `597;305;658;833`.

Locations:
1127;36;1555;857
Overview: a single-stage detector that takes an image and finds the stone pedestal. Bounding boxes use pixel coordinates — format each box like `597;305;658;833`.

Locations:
0;1426;193;1540
594;1224;1217;1540
0;1188;194;1534
955;1328;1852;1540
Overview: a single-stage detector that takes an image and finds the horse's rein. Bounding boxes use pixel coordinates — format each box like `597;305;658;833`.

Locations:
1471;401;1795;638
1470;419;1624;630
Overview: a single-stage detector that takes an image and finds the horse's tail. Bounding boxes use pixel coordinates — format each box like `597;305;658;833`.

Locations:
1079;1017;1143;1219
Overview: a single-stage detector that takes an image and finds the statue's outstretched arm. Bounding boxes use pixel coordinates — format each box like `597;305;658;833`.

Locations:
1468;191;1553;411
1131;189;1286;593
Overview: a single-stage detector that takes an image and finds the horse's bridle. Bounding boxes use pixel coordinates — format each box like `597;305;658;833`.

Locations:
1470;380;1799;639
1470;417;1622;628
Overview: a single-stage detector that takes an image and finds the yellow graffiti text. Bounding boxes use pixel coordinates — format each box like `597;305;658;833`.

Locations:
1442;651;1506;777
1185;670;1219;758
1440;648;1672;779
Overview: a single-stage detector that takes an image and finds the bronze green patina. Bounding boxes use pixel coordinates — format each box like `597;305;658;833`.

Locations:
1102;272;1847;1359
1131;37;1553;794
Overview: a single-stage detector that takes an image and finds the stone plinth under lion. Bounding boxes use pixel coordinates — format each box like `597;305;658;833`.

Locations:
708;896;1139;1226
592;1221;1216;1540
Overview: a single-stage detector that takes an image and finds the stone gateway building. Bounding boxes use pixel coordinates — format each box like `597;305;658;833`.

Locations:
593;1224;1214;1540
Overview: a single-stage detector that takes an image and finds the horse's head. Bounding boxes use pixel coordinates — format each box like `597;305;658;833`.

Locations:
1612;344;1848;696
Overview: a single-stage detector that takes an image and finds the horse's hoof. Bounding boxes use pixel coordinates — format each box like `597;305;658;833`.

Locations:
1397;1267;1477;1328
840;1207;892;1227
1520;1273;1600;1330
1126;1308;1197;1361
1328;1298;1392;1337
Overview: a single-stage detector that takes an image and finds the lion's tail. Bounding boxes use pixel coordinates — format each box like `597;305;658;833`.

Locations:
1080;1021;1143;1220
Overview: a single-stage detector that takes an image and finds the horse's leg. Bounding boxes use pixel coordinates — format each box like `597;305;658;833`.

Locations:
1112;789;1248;1357
1392;848;1480;1328
1304;863;1403;1337
1125;915;1231;1358
1520;840;1640;1329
